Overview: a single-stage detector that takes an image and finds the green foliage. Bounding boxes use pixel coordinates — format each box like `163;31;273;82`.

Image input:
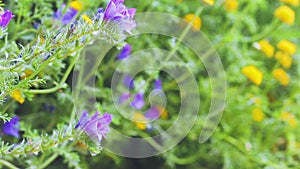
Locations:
0;0;300;169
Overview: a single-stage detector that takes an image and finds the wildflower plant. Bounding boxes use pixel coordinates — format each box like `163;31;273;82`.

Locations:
0;0;299;168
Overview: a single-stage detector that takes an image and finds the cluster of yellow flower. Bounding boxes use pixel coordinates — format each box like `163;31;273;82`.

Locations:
243;0;297;86
254;39;296;86
243;0;298;126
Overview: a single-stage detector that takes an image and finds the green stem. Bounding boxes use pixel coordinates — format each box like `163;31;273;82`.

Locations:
168;153;200;165
141;7;204;91
39;153;59;169
242;20;281;43
12;5;23;40
0;159;19;169
138;132;164;151
220;134;283;168
28;54;78;94
164;7;203;62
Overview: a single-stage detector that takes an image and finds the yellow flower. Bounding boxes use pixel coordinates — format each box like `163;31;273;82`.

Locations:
258;40;275;58
82;14;93;24
272;68;290;86
176;0;183;2
242;65;263;85
280;112;298;127
132;113;147;130
275;51;292;69
20;68;34;80
277;40;297;55
204;0;214;5
70;0;83;11
157;106;168;119
225;0;238;11
280;0;299;6
254;97;262;105
252;108;265;122
11;89;25;104
274;6;295;25
184;14;202;31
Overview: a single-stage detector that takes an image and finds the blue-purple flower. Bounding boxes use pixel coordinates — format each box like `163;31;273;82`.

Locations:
118;93;131;104
123;74;134;89
116;44;131;60
3;116;20;138
75;111;112;142
0;10;14;27
103;0;136;33
131;93;145;110
154;79;162;90
53;5;78;24
145;107;160;120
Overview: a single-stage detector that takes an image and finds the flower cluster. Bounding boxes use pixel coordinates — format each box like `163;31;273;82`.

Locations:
0;10;13;27
118;76;167;130
53;0;136;34
75;111;112;143
103;0;136;33
253;38;296;86
3;116;20;138
242;0;298;127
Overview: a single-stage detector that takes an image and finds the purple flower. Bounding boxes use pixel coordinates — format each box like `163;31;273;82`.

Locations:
3;116;20;138
145;107;160;120
116;44;131;60
118;93;131;104
75;111;112;142
95;8;104;21
0;10;14;27
104;0;136;33
154;79;162;90
123;74;134;89
131;93;145;109
53;5;78;24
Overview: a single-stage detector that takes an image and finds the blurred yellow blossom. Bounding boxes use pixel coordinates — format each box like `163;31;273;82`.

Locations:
254;97;262;105
275;51;292;69
204;0;214;5
225;0;238;11
176;0;183;2
274;6;295;25
252;108;265;122
280;0;299;6
184;14;202;30
82;14;93;24
242;65;263;85
70;0;83;11
132;113;147;130
20;68;34;80
258;40;275;58
280;112;298;127
272;68;290;86
157;106;168;119
11;89;25;104
277;40;297;55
